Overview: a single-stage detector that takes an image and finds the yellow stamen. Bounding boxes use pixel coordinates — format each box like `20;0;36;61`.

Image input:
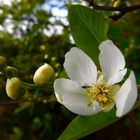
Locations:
86;83;114;108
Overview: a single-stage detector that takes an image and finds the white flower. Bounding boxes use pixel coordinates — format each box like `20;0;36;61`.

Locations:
54;40;137;117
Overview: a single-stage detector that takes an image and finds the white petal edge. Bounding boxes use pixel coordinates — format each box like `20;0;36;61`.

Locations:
64;47;97;87
99;40;127;85
114;71;137;117
63;101;102;116
54;78;101;115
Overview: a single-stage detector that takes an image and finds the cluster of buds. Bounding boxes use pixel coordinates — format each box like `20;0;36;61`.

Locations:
6;63;54;100
0;56;21;99
0;55;54;100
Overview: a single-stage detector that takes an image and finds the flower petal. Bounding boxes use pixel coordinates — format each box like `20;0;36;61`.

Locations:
99;40;127;85
63;101;102;116
114;71;137;117
54;78;101;115
64;47;97;86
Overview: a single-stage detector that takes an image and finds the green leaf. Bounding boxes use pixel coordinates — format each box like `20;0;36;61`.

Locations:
58;109;119;140
58;96;139;140
68;5;109;63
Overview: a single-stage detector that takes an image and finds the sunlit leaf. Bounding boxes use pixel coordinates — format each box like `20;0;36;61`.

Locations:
68;5;109;63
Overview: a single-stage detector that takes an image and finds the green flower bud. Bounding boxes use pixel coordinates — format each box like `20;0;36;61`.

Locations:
51;57;57;63
5;66;18;78
44;54;49;60
55;72;59;78
6;77;21;100
33;63;54;86
39;45;46;52
55;63;61;69
113;0;123;7
0;56;7;71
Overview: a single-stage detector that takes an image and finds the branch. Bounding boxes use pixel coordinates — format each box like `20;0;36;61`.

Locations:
85;0;140;21
109;11;127;21
86;0;140;12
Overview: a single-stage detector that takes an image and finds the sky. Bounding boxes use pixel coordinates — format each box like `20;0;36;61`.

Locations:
41;0;68;36
0;0;68;36
0;0;85;38
0;0;15;5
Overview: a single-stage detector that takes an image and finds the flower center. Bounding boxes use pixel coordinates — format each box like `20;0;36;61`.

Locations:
86;84;114;108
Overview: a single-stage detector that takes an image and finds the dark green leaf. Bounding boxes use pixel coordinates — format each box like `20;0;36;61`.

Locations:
68;5;109;63
58;109;119;140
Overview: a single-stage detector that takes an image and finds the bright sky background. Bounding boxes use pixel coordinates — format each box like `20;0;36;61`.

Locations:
0;0;85;39
41;0;68;36
0;0;68;36
0;0;15;5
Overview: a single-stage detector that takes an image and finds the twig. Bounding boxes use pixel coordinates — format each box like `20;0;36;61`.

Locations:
85;0;140;12
85;0;140;21
109;11;127;21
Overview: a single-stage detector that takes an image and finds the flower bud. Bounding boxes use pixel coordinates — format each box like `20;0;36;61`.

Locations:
113;0;124;7
5;66;18;78
44;54;49;60
6;77;21;99
33;63;54;86
0;56;7;71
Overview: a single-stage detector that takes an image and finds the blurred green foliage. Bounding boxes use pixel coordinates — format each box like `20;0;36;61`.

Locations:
0;0;140;140
0;0;74;139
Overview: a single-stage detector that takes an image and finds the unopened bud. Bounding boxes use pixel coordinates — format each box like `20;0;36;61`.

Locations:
51;57;57;63
55;63;60;69
6;77;21;99
44;54;49;60
55;72;59;78
5;66;18;78
113;0;124;7
0;56;7;71
33;63;54;86
39;45;46;52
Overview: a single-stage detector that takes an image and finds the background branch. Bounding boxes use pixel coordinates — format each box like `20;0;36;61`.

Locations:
85;0;140;21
